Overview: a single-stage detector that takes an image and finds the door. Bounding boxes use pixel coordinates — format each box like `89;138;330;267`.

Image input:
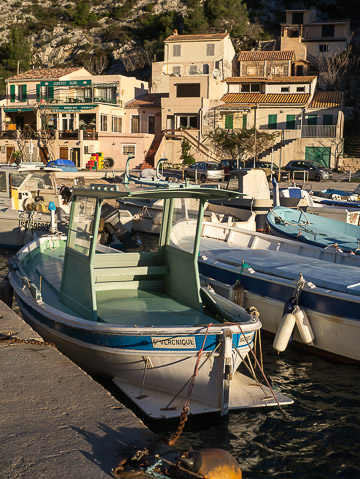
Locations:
305;147;331;167
268;114;277;129
6;146;15;163
286;115;296;130
72;148;80;167
39;146;49;165
59;147;68;160
225;114;233;130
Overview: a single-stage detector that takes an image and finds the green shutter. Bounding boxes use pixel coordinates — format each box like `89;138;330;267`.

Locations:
307;114;317;125
225;114;233;129
36;84;41;102
305;147;331;167
286;114;296;129
242;114;247;129
323;114;333;125
268;114;277;129
49;85;54;99
10;85;15;102
22;84;27;101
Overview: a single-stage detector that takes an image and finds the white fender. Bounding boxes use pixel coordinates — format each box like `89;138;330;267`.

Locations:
293;306;314;344
273;313;296;352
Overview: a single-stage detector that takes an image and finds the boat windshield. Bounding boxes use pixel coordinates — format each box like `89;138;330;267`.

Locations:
11;172;54;190
170;198;201;254
68;196;97;256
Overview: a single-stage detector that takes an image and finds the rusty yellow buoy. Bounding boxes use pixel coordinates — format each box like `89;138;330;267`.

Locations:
178;448;242;479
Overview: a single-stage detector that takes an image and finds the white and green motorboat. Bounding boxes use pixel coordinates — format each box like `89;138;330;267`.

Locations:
8;185;292;419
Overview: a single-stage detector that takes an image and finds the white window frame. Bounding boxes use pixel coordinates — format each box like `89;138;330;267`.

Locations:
296;86;305;92
281;86;290;92
172;66;181;75
100;114;108;132
189;65;198;75
122;144;136;155
319;44;328;53
111;116;123;133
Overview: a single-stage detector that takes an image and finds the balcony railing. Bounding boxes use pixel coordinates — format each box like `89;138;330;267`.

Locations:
83;130;98;140
0;130;17;139
301;125;337;138
58;130;79;140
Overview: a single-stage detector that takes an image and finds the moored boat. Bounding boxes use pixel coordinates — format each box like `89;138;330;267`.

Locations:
171;219;360;361
267;206;360;254
8;185;292;419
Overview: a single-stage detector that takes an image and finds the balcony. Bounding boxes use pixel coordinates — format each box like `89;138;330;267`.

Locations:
83;130;98;140
58;130;79;140
0;130;17;139
301;125;337;138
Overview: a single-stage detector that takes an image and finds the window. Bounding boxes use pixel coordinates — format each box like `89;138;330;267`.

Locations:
242;114;247;129
112;116;123;133
242;84;250;92
148;116;155;134
100;114;108;132
68;196;97;256
323;114;334;125
288;29;299;38
131;115;140;133
123;144;136;155
10;85;15;102
296;65;304;75
271;66;284;75
225;115;233;130
292;12;304;24
203;64;209;74
247;66;257;76
172;66;180;75
206;44;215;56
62;114;74;130
0;172;7;192
176;83;200;98
319;44;328;53
296;86;305;92
281;86;290;92
189;65;198;75
251;84;261;92
286;114;296;130
322;24;335;37
268;114;277;129
179;115;199;129
307;114;317;125
18;84;27;102
173;45;181;57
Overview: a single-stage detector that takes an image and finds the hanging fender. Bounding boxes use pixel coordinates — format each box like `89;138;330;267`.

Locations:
273;312;296;353
293;306;314;345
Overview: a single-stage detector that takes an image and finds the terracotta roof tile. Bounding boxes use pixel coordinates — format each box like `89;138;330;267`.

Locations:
221;93;310;104
238;51;295;61
225;76;317;83
309;91;343;108
165;33;229;42
7;67;84;81
125;93;168;109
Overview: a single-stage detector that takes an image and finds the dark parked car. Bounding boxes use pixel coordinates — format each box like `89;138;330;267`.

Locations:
284;160;332;182
245;160;289;182
220;159;238;178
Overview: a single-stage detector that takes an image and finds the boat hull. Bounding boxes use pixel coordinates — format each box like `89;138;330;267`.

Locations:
11;274;281;418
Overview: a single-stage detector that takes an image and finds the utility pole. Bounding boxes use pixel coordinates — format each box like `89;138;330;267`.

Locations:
253;104;258;167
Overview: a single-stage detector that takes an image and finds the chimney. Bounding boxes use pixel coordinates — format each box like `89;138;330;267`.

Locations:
173;29;178;35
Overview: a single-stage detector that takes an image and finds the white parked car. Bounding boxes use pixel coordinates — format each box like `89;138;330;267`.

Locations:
184;162;225;182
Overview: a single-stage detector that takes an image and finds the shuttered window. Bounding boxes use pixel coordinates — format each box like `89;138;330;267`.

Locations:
286;114;296;129
242;114;247;129
36;84;41;102
225;114;233;130
307;114;317;125
10;85;15;102
323;114;333;125
268;114;277;129
22;84;27;101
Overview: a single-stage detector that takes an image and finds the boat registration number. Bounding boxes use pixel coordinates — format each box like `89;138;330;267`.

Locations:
151;336;196;349
20;220;50;231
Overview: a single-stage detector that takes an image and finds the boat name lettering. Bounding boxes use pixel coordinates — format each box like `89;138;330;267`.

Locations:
151;336;196;349
19;220;50;231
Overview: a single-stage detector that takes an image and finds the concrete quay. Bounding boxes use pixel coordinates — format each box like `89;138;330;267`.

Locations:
0;300;172;479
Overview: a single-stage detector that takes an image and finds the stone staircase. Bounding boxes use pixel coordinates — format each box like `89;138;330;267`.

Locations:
257;137;297;164
344;121;360;158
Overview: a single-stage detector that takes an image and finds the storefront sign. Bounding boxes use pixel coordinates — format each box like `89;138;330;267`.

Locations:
40;80;92;87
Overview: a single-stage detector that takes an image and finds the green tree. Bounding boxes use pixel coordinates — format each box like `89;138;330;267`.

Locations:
183;0;209;34
206;127;278;163
204;0;249;36
72;1;98;27
1;26;32;74
180;139;196;165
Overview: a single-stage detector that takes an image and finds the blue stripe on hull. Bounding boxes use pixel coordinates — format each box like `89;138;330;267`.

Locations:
199;261;360;321
15;294;254;352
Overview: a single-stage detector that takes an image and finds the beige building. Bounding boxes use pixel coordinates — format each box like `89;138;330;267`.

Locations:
207;77;344;168
238;50;296;77
281;7;350;64
151;32;236;94
0;67;155;169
